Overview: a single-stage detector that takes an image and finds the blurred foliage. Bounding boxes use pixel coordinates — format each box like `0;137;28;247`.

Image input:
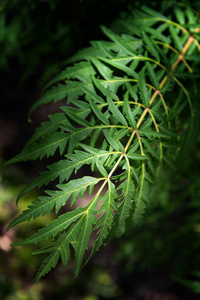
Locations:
113;135;200;297
0;0;71;83
0;0;146;85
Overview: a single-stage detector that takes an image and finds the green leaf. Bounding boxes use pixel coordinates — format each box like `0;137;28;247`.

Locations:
125;81;138;101
138;67;150;107
9;177;101;231
133;166;149;224
90;180;118;257
144;27;170;43
15;151;95;203
88;96;110;125
158;124;177;137
142;138;160;161
74;194;98;277
89;57;112;80
6;132;69;164
30;82;83;114
12;206;86;246
174;7;185;25
25;113;72;147
142;31;160;61
66;42;106;64
33;251;60;283
94;156;108;177
141;5;167;19
33;218;84;282
146;62;159;89
114;174;135;237
169;25;183;52
81;85;105;104
43;61;96;91
138;129;169;139
123;91;137;128
92;76;107;96
99;56;138;79
106;88;128;126
126;153;147;160
101;26;137;56
62;106;92;127
103;129;124;152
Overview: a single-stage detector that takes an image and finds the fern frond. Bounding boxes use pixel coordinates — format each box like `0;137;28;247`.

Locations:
33;219;84;282
74;194;98;277
12;206;86;246
133;165;149;224
115;174;135;237
9;176;102;231
6;132;69;164
6;3;200;281
43;61;96;91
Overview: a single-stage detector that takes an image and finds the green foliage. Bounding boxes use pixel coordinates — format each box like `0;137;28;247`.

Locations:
173;272;200;294
0;0;72;82
5;3;200;282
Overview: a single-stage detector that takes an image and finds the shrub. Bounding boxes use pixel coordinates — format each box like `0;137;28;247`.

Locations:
5;2;200;282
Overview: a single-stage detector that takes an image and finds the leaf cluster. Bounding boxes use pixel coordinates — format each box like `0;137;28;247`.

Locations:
5;3;200;282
